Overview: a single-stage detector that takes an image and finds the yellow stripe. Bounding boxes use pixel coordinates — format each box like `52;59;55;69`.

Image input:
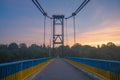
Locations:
0;59;54;80
64;59;120;80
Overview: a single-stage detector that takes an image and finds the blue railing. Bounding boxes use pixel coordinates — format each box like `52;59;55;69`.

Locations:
66;57;120;74
65;57;120;80
0;57;51;80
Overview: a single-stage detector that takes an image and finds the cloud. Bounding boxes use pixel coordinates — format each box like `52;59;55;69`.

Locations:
70;19;120;46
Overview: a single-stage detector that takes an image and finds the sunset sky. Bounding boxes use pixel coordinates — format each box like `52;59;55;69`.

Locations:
0;0;120;46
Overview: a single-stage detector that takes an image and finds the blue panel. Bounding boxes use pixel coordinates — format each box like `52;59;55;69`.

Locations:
65;57;120;74
0;57;51;79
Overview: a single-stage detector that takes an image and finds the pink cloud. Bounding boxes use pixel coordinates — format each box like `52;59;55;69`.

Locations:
69;19;120;46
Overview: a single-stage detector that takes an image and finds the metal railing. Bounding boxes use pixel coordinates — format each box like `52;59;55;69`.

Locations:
65;57;120;80
0;57;51;80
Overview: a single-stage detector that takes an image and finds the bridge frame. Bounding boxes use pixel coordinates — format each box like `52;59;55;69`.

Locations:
52;15;64;56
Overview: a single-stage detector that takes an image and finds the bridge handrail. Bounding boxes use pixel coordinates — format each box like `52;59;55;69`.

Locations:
0;57;51;79
0;57;50;67
65;57;120;74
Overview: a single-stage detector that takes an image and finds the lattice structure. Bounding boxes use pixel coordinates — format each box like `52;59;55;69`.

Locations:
52;15;64;56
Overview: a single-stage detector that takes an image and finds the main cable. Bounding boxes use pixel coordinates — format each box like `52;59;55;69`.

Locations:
74;0;90;15
32;0;90;19
32;0;52;19
32;0;45;15
66;0;90;19
35;0;46;15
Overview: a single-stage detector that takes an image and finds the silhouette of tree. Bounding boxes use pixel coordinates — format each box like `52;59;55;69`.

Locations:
107;42;116;47
0;44;8;49
8;42;18;49
19;43;27;49
0;42;120;63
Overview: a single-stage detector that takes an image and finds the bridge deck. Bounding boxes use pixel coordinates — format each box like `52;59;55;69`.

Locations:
27;58;93;80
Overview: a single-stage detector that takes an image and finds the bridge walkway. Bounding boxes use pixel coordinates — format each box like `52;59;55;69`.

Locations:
27;58;94;80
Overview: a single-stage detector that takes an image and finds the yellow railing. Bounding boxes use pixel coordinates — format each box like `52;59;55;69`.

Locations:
65;57;120;80
0;57;54;80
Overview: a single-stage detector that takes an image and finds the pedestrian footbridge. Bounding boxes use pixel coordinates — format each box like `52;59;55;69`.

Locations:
0;57;120;80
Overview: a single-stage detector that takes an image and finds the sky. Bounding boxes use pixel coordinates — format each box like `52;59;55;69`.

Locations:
0;0;120;47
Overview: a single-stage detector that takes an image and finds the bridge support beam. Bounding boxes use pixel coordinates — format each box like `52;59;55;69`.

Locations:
52;15;64;57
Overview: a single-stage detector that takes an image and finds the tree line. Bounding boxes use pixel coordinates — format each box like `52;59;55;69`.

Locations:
0;43;50;63
59;42;120;61
0;42;120;63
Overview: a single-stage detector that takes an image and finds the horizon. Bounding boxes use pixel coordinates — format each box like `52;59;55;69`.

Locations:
0;41;119;48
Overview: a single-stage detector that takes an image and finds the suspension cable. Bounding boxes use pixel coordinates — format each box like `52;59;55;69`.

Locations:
32;0;52;19
35;0;46;14
48;18;53;57
32;0;90;19
43;16;46;46
65;19;68;45
32;0;90;46
32;0;45;15
73;16;76;44
74;0;90;15
66;0;90;19
50;18;53;48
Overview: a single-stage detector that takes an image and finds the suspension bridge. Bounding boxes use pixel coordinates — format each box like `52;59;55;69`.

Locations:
0;0;120;80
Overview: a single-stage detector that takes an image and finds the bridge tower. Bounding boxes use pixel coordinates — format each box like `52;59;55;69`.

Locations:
52;15;64;57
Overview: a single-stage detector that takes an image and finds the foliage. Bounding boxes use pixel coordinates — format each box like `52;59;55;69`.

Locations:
0;43;50;63
60;42;120;61
0;42;120;63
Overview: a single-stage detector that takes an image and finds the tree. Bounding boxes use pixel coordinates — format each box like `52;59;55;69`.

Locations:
0;44;8;49
19;43;27;49
8;42;18;49
30;44;39;48
101;44;106;48
107;42;116;47
0;42;120;63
